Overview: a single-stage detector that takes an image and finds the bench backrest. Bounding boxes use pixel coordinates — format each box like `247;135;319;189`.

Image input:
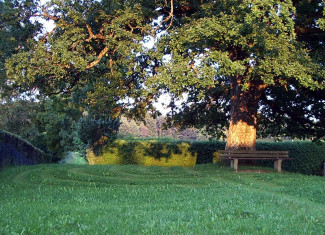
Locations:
219;150;289;159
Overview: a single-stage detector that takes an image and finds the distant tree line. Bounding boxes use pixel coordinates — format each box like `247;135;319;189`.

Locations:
119;115;210;140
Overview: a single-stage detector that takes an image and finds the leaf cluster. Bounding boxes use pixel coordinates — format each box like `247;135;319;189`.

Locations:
77;113;120;154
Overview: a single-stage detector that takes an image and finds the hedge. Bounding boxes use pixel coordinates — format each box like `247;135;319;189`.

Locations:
87;139;225;167
0;130;53;167
88;139;325;175
256;141;325;175
87;140;201;167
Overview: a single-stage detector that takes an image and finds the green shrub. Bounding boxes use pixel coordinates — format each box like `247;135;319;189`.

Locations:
77;115;120;153
87;140;198;167
256;141;325;175
87;139;225;167
59;152;88;165
190;141;226;164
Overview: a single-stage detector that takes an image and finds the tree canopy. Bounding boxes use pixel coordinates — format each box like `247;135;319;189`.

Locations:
1;0;324;151
0;0;41;98
147;0;325;147
4;0;157;119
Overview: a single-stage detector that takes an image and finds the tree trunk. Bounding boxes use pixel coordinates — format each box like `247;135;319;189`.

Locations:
225;78;265;150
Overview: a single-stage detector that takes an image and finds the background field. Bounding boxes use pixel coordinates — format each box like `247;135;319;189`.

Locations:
0;164;324;234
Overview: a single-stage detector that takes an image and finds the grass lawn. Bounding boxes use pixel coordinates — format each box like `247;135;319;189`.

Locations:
0;164;324;234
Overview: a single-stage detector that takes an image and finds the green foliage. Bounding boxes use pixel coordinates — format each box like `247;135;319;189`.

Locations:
0;96;121;159
2;0;324;147
4;0;154;121
0;100;43;147
77;114;120;152
318;1;325;30
0;164;324;234
58;152;88;165
35;96;85;156
0;97;88;158
190;141;226;164
0;0;41;97
256;141;325;175
146;0;325;141
87;139;198;167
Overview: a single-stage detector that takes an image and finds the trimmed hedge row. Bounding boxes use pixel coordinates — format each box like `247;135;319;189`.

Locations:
87;139;225;167
88;139;325;175
0;130;53;167
87;140;202;167
256;141;325;175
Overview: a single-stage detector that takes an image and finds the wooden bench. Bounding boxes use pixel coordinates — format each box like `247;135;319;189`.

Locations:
219;150;292;172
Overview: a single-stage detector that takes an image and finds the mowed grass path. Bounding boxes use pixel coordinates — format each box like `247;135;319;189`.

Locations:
0;164;324;234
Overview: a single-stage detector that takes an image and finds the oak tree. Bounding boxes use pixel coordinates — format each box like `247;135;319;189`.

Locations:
148;0;325;149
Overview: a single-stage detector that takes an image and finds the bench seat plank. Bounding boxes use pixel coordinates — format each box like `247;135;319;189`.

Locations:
220;154;289;158
219;150;288;154
221;157;293;160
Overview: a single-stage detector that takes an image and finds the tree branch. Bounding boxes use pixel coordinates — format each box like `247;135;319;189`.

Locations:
41;7;59;21
85;24;106;42
45;73;80;96
86;47;109;69
162;0;174;31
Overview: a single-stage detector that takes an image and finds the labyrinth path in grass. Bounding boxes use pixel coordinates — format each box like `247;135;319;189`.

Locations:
0;164;324;234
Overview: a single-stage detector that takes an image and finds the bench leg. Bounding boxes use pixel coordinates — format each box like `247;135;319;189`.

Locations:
274;159;282;173
231;159;238;171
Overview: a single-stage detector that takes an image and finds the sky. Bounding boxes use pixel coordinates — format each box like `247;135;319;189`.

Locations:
38;0;56;32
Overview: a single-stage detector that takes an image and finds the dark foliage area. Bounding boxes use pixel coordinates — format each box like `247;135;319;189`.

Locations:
77;114;120;153
0;130;53;167
0;143;34;166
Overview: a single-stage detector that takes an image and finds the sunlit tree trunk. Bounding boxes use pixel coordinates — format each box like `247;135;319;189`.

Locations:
225;77;266;150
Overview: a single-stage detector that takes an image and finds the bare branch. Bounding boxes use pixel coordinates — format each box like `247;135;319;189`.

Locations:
86;47;109;69
42;7;59;21
85;24;106;42
163;0;174;31
188;60;199;75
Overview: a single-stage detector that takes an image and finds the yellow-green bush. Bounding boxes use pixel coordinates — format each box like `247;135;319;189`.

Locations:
87;140;198;167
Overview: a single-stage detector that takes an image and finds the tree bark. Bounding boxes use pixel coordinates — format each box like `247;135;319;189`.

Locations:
225;77;266;150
